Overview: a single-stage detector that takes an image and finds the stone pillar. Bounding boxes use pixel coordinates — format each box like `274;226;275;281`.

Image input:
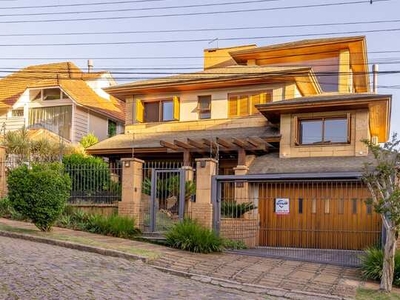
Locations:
118;158;145;229
192;158;217;229
233;165;249;204
0;146;6;198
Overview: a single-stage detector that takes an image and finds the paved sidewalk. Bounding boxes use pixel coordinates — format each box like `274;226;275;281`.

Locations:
0;218;384;299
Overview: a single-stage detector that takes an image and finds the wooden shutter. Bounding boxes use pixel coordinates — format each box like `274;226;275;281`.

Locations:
135;99;144;123
228;95;238;117
251;94;261;114
173;96;180;120
239;95;249;116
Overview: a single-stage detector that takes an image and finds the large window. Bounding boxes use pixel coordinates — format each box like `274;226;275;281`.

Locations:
136;97;180;123
198;95;211;119
297;115;349;145
28;106;72;140
228;91;271;117
143;100;173;122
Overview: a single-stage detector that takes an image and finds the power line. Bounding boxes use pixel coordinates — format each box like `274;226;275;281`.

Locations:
0;0;282;18
0;0;168;10
0;0;389;24
2;20;400;38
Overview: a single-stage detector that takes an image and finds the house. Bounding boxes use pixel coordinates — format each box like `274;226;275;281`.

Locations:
0;62;125;143
89;36;391;251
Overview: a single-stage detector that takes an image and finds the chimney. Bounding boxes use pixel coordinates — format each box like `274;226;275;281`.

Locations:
87;59;94;73
372;64;378;93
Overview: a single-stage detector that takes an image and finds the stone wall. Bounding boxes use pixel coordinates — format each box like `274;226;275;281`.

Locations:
69;204;118;217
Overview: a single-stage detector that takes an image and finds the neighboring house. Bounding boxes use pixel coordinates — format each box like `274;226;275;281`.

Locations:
0;62;125;143
89;36;392;250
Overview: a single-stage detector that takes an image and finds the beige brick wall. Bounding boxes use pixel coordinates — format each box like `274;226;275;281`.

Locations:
279;109;370;158
220;218;259;248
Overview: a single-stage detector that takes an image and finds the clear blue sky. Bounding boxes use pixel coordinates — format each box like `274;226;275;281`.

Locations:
0;0;399;132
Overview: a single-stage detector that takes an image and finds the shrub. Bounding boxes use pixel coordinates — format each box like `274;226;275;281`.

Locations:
166;219;223;253
85;214;138;238
7;163;71;231
221;201;256;218
63;154;111;195
360;247;400;285
222;239;247;250
79;133;99;149
0;197;13;218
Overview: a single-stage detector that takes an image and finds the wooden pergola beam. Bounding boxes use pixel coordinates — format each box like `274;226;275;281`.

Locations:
232;138;248;148
216;137;236;149
160;140;180;151
174;140;193;150
187;138;207;150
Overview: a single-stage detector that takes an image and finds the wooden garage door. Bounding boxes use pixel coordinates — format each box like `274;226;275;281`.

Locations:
258;181;381;250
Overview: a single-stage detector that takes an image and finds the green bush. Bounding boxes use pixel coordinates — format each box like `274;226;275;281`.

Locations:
57;208;138;239
360;247;400;286
85;214;138;238
0;197;13;218
222;239;247;250
221;201;256;218
7;163;72;231
79;133;99;149
63;154;111;195
166;219;223;253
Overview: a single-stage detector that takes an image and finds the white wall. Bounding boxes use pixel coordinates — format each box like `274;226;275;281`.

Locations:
74;106;89;143
88;111;109;141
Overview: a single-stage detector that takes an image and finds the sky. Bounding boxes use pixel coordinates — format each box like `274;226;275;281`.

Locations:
0;0;399;131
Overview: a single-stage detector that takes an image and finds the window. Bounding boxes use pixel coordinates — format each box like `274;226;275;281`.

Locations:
32;88;68;101
297;115;349;145
228;91;271;117
198;95;211;119
12;109;24;117
136;97;180;123
108;120;117;137
28;106;72;140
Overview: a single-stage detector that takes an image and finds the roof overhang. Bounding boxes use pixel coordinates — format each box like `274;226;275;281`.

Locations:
230;36;369;93
105;68;321;99
257;94;392;142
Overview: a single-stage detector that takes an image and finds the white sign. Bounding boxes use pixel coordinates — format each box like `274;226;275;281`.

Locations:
275;198;290;215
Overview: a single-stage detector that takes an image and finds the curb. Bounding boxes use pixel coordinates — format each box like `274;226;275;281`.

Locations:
0;229;351;300
0;230;148;263
152;266;350;300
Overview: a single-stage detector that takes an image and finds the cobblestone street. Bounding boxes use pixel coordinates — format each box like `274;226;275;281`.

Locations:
0;236;273;300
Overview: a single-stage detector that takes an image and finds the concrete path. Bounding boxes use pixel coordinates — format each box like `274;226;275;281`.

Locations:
0;218;385;299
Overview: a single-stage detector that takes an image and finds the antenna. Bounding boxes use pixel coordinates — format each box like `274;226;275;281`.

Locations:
208;37;219;48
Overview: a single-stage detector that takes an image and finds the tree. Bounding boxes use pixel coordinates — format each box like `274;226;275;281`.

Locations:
363;133;400;292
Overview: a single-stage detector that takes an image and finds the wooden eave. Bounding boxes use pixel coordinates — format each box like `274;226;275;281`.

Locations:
257;95;391;142
230;37;369;93
105;70;319;99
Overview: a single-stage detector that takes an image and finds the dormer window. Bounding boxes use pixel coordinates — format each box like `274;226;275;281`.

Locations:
198;95;211;119
296;115;350;145
32;88;68;101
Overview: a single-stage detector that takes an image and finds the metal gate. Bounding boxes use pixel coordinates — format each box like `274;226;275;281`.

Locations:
212;173;382;266
141;161;188;233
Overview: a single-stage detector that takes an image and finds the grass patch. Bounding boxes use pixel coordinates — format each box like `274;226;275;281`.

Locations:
356;288;400;300
0;223;38;234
